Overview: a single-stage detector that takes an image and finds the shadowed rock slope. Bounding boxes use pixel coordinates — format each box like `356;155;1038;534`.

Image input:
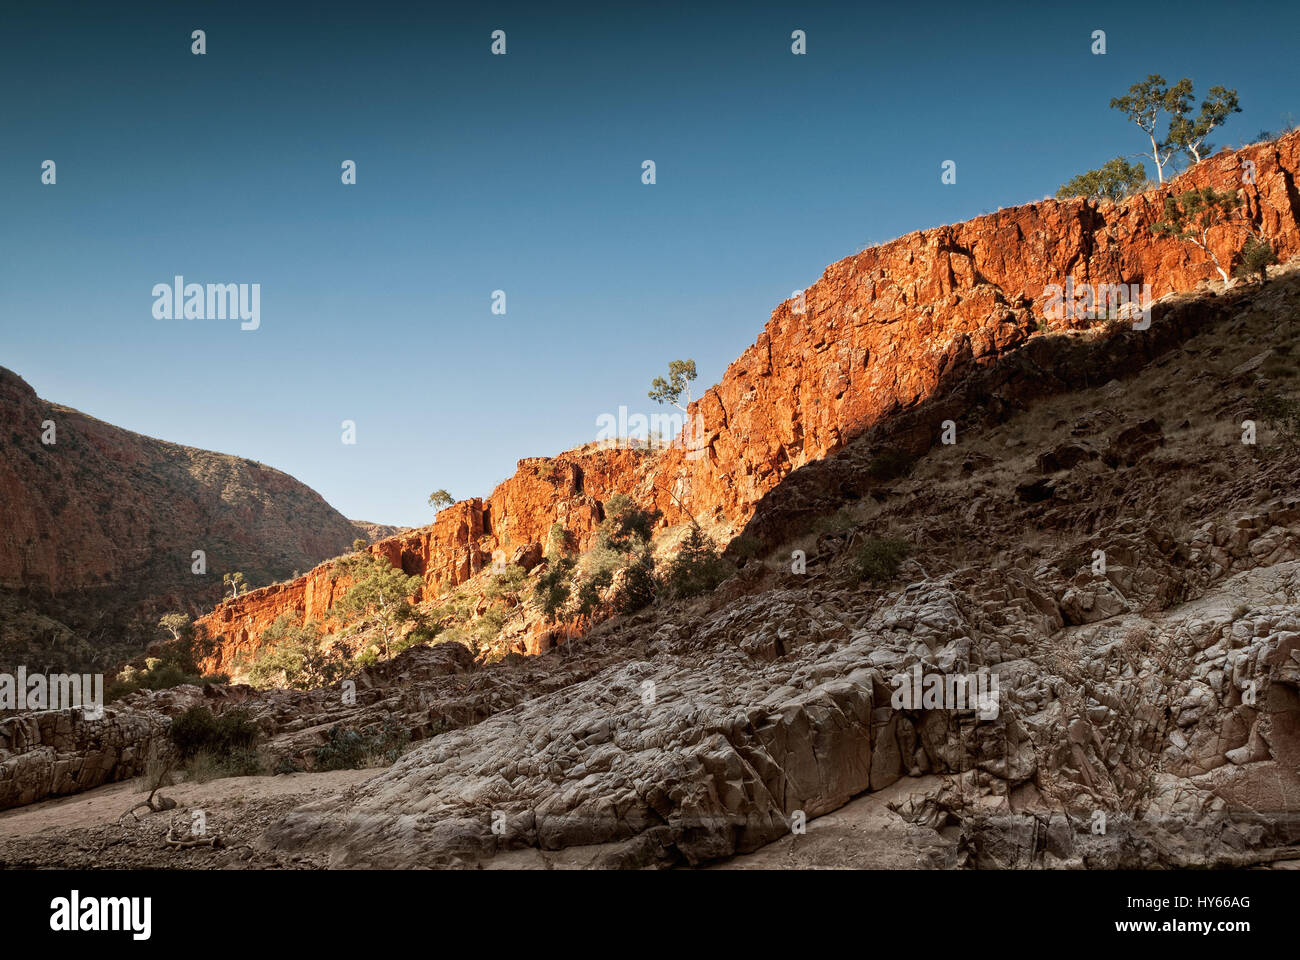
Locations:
0;367;398;670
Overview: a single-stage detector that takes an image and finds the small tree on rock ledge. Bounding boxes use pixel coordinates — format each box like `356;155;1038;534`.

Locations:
1152;186;1250;285
649;359;697;413
1057;157;1149;203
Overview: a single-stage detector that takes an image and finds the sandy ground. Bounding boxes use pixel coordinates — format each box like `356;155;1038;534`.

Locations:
1;767;953;869
0;769;377;838
0;769;381;868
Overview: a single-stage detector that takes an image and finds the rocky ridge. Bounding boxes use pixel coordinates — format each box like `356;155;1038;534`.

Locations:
195;131;1300;674
4;267;1300;868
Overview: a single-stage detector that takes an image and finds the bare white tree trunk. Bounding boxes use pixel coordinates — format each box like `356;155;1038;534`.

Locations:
1149;132;1165;183
1195;237;1232;285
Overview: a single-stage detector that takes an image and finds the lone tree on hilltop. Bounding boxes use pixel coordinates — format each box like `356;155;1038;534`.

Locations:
1060;77;1242;197
222;572;248;599
428;489;454;510
1167;85;1241;164
1110;75;1195;183
1057;157;1149;202
649;359;697;412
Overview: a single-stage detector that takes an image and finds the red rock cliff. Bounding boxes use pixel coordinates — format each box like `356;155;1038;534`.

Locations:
197;132;1300;673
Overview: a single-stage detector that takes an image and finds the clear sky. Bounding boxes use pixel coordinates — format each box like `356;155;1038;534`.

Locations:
4;0;1297;527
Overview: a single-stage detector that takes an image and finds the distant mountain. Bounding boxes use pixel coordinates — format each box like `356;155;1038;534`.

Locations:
0;366;397;670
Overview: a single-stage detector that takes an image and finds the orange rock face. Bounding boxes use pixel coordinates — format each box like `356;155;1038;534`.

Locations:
197;132;1300;672
197;448;655;672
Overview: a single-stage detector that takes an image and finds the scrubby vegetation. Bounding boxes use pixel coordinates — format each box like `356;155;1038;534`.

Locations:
661;523;732;599
1256;390;1300;450
813;505;860;536
424;568;525;662
311;718;411;771
1235;236;1278;284
1056;158;1149;202
1153;186;1248;284
167;705;263;780
221;493;743;685
106;614;228;701
244;616;348;690
335;548;424;660
533;494;666;622
856;537;912;583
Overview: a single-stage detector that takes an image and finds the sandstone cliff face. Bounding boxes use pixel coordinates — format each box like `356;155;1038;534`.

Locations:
198;447;656;672
197;132;1300;671
657;131;1300;526
0;368;390;659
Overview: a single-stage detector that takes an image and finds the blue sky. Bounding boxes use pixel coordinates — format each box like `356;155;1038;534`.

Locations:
3;0;1297;527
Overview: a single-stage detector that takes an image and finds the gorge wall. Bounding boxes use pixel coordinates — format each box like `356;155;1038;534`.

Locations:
196;131;1300;673
0;369;398;664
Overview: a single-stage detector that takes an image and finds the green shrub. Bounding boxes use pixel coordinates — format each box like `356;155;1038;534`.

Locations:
245;617;349;690
1056;157;1148;203
813;506;858;536
1234;236;1276;283
312;718;410;771
599;494;660;549
403;619;443;648
856;538;912;583
571;564;615;619
483;564;528;603
106;616;226;701
1256;391;1300;448
534;555;576;623
546;522;570;556
274;754;305;775
664;525;732;599
612;553;656;614
168;706;259;760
